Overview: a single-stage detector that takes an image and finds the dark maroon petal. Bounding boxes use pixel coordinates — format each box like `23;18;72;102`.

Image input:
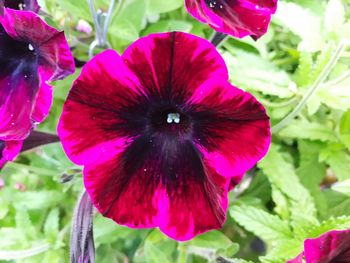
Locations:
122;32;228;102
185;0;277;38
189;79;271;177
84;136;230;240
159;157;230;240
304;230;350;262
58;50;142;165
3;0;40;12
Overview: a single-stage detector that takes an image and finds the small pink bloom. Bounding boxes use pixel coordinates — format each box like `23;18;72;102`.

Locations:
0;140;22;169
287;229;350;263
58;32;271;241
76;19;92;35
185;0;278;39
15;182;26;191
0;8;75;141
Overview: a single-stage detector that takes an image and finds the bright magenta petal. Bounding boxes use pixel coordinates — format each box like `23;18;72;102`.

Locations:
0;76;37;140
159;159;230;241
185;0;277;38
0;140;22;168
190;79;270;177
84;152;162;229
304;230;350;262
58;50;141;165
122;32;228;101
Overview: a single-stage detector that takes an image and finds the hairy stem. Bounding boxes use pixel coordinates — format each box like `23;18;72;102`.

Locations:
272;41;347;133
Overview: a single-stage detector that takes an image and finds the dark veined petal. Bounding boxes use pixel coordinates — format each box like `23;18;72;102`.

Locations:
0;140;22;168
58;50;142;165
185;0;277;38
122;32;228;102
189;78;270;177
84;137;230;241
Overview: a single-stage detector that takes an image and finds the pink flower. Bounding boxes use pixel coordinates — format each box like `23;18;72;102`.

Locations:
0;8;75;141
185;0;278;39
2;0;40;12
287;229;350;263
58;32;271;241
0;140;22;168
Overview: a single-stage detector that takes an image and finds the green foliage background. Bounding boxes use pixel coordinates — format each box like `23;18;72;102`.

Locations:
1;0;350;262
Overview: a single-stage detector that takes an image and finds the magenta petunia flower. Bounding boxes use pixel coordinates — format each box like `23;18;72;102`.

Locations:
58;32;270;241
0;140;22;168
287;229;350;263
0;8;75;141
185;0;278;39
1;0;40;12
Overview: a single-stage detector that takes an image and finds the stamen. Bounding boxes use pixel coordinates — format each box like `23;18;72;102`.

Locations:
28;44;34;51
167;113;181;124
206;0;224;9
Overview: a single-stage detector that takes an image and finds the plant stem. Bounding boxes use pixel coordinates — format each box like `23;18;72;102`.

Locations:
210;31;229;47
0;243;50;260
271;41;347;133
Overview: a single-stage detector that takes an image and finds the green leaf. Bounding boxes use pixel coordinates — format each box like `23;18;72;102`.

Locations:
278;120;337;142
12;191;64;210
230;205;293;241
306;216;350;238
320;146;350;180
324;0;345;34
144;242;171;263
146;0;182;14
258;145;318;236
223;51;294;98
274;2;323;51
295;52;313;87
44;209;59;241
15;209;36;241
331;179;350;196
261;238;302;263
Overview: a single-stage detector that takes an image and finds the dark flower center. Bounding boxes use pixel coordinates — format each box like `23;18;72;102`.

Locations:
0;24;39;97
149;106;191;135
205;0;225;10
0;140;5;160
4;0;25;10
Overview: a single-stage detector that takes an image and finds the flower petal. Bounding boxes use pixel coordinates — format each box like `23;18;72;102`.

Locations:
159;158;230;241
84;133;230;241
0;140;23;168
0;8;74;81
189;79;271;177
58;50;142;165
122;32;228;102
185;0;277;38
31;79;52;123
304;230;350;262
0;75;38;140
84;151;162;229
